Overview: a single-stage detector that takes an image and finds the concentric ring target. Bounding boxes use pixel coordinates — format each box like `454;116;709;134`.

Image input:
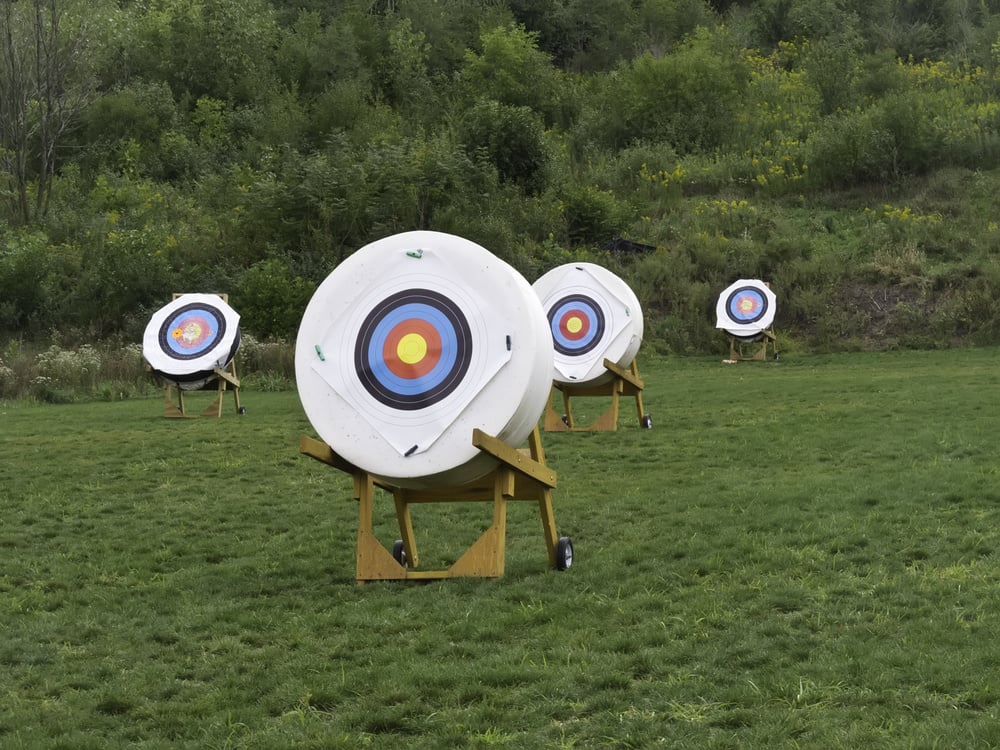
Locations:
158;303;227;360
295;231;554;489
548;294;605;357
355;288;472;410
532;263;643;385
715;279;776;336
725;286;768;325
142;293;241;389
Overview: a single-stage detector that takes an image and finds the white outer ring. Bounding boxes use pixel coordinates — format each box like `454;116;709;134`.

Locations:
295;231;553;489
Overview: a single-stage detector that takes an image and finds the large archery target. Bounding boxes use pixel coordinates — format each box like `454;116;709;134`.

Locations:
143;293;241;390
715;279;777;337
295;231;553;489
532;263;643;385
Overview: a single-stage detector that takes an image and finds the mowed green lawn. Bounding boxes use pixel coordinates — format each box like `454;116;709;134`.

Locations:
3;348;1000;749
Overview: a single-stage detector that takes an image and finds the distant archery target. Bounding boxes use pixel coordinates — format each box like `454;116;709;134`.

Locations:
143;293;241;390
160;304;225;359
296;231;553;489
356;289;472;410
533;263;643;385
715;279;776;338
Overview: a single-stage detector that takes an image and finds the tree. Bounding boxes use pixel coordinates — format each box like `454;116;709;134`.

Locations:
0;0;94;225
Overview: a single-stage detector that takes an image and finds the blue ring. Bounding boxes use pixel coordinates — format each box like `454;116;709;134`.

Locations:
548;294;604;356
365;303;459;395
158;304;226;360
726;287;768;324
354;289;472;411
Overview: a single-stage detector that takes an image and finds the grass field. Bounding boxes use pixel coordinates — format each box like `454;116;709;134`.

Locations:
3;349;1000;749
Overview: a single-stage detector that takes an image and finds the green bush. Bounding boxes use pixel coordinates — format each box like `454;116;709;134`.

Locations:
458;99;552;194
234;258;316;340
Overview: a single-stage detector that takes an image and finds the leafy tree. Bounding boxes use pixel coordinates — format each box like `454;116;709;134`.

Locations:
579;27;747;153
124;0;281;104
80;80;177;178
0;0;97;225
456;24;562;122
458;99;552;194
234;257;315;339
273;10;370;97
802;37;860;115
505;0;640;72
638;0;717;56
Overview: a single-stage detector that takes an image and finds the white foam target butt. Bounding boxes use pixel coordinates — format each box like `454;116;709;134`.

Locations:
295;231;554;489
715;279;776;338
532;262;644;385
142;293;241;390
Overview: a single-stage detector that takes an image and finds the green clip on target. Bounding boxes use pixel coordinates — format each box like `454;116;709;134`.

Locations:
715;279;777;340
532;263;644;385
142;293;242;390
295;231;554;489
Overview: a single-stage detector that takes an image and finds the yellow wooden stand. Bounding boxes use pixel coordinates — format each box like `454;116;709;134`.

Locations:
544;358;650;431
299;427;570;584
161;363;242;418
727;329;777;362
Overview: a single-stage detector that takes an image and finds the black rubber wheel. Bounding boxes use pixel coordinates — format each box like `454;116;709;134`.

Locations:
238;406;247;415
640;414;652;429
555;536;573;571
392;539;407;568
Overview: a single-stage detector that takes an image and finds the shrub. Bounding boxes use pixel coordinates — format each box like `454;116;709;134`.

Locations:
234;258;316;340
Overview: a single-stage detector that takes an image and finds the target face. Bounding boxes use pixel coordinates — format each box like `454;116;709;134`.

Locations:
715;279;776;335
295;231;554;488
533;263;643;385
355;289;472;410
159;303;226;360
142;293;241;383
549;294;605;356
725;286;769;325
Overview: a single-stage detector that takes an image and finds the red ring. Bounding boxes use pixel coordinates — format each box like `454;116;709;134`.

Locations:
382;319;443;379
558;310;590;341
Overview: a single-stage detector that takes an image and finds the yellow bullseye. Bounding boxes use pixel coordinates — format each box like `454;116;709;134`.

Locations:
566;316;583;334
397;333;428;364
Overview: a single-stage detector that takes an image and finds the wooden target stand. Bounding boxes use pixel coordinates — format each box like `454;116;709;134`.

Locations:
159;293;243;419
299;427;571;584
544;358;651;431
160;366;242;418
727;329;778;362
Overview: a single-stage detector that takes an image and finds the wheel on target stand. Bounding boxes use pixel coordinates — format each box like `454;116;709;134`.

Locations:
392;539;408;568
555;536;574;571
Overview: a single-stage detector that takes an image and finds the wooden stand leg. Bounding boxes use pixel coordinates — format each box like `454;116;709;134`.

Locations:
163;383;186;418
393;493;419;568
355;473;407;583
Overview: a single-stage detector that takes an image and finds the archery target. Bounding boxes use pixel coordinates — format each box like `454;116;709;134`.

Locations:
532;263;643;385
295;231;553;489
355;288;472;411
143;293;241;390
715;279;776;337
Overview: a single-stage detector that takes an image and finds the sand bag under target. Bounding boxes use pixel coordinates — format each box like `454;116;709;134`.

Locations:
295;231;554;489
143;293;241;390
532;263;643;385
715;279;776;338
